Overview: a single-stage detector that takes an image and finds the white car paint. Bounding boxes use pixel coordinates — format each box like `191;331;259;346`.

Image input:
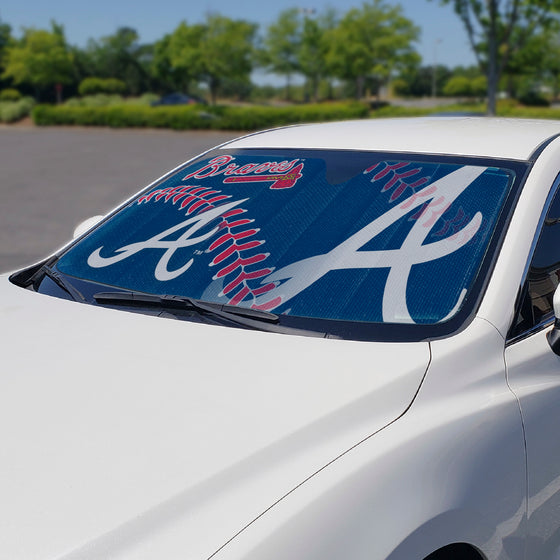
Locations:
226;117;560;159
5;117;560;560
213;317;526;560
478;135;560;336
0;281;429;560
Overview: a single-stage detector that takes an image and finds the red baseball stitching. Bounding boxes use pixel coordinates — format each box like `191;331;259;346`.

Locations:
364;162;429;202
138;185;276;307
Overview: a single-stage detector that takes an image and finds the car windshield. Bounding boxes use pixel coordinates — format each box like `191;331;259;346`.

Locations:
52;148;524;340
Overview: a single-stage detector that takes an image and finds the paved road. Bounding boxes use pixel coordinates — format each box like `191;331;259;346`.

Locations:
0;126;239;273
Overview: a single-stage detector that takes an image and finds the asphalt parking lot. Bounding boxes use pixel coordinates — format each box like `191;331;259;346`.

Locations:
0;126;239;272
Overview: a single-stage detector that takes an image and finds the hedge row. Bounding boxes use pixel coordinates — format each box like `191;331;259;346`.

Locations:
371;105;432;118
498;105;560;119
78;77;126;96
31;102;370;130
370;102;488;118
64;93;159;108
0;88;22;102
0;97;34;123
369;101;560;119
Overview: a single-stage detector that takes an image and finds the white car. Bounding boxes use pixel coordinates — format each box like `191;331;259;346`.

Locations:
3;117;560;560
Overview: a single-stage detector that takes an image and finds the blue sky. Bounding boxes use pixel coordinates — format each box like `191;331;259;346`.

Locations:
0;0;477;75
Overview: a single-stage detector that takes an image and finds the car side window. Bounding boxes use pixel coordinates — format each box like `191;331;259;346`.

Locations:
510;188;560;338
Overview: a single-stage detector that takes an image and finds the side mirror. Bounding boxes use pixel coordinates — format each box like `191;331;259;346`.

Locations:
72;215;104;239
548;285;560;355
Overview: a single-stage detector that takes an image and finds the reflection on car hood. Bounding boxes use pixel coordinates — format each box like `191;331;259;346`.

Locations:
0;276;430;560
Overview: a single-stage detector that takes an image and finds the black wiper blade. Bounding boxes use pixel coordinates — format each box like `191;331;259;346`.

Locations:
93;291;326;337
94;291;278;323
42;266;86;302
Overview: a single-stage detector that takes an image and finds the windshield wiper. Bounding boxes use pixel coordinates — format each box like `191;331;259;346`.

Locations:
93;291;325;337
41;266;86;302
94;290;277;320
94;290;277;325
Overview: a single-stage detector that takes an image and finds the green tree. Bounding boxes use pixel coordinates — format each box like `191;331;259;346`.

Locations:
167;15;256;104
2;23;74;101
470;74;488;97
70;44;94;91
397;64;453;97
432;0;560;115
199;15;257;104
260;8;302;100
163;22;205;94
151;31;194;93
451;65;485;79
0;19;11;65
219;75;253;101
298;9;337;102
442;74;485;97
325;0;420;99
78;77;126;96
443;75;472;96
501;29;560;100
84;27;152;94
540;33;560;101
0;19;13;90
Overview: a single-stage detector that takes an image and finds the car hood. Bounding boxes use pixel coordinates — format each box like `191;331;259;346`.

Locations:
0;276;430;560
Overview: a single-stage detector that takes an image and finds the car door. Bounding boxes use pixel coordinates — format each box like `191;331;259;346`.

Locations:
505;185;560;560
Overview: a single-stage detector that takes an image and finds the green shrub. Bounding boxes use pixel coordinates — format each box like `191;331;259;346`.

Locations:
0;88;22;102
64;94;125;108
369;101;488;118
78;77;127;96
64;93;160;108
470;76;488;97
496;98;518;110
0;97;35;123
496;105;560;119
371;105;432;118
443;76;473;97
32;104;215;129
32;101;369;130
212;102;369;130
517;91;550;107
391;79;409;97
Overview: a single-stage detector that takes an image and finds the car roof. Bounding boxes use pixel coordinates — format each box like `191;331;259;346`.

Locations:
225;117;560;161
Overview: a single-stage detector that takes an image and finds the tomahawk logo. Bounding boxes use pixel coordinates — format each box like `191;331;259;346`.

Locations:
182;155;304;189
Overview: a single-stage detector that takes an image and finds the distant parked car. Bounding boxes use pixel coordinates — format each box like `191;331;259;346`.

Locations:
8;117;560;559
150;92;206;106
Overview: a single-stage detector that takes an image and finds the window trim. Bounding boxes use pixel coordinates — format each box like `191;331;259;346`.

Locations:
506;172;560;345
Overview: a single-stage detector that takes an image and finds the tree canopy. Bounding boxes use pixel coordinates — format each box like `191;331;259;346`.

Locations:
161;16;257;104
164;22;205;93
4;2;560;107
260;8;302;100
434;0;560;114
197;15;257;104
298;9;336;102
325;0;420;98
0;18;13;91
2;23;74;100
81;27;152;95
